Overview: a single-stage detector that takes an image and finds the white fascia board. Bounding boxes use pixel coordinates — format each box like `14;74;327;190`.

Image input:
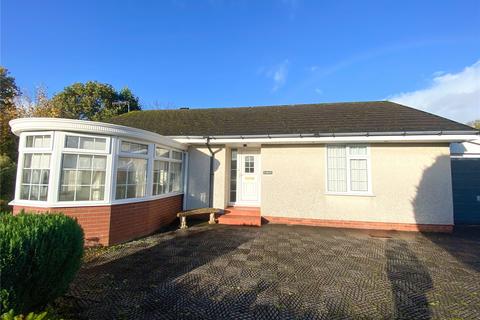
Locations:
172;134;479;145
9;117;187;150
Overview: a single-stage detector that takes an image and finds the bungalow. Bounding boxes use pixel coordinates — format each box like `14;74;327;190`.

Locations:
9;101;479;245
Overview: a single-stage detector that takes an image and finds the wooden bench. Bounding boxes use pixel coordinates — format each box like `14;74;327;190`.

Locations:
176;208;224;229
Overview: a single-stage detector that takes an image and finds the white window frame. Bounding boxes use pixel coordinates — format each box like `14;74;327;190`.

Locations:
63;132;111;154
113;139;151;201
325;144;373;196
54;132;113;205
15;131;54;203
152;145;184;196
13;132;186;207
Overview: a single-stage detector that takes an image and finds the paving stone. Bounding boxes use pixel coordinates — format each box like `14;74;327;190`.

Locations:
67;224;480;319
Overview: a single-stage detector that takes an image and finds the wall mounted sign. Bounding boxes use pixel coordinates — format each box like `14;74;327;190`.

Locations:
263;170;273;175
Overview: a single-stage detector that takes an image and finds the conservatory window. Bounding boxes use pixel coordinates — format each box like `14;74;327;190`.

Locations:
169;162;182;192
120;141;148;155
153;160;169;195
25;135;51;149
152;146;183;195
115;157;148;199
20;153;50;201
65;135;107;151
155;147;170;158
59;154;107;201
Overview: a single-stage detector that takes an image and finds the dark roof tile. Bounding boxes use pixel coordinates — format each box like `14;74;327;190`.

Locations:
107;101;475;136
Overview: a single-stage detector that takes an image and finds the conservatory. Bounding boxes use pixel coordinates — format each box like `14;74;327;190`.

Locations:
9;118;187;245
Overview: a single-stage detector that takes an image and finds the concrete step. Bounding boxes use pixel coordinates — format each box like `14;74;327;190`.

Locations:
223;207;261;216
217;214;261;227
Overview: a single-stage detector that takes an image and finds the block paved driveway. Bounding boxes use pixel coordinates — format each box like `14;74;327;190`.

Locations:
66;223;480;319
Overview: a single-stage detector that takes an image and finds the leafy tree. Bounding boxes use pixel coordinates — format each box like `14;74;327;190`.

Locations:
467;119;480;129
0;67;21;160
16;86;61;118
50;81;141;121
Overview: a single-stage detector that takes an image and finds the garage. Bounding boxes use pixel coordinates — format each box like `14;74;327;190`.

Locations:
451;141;480;225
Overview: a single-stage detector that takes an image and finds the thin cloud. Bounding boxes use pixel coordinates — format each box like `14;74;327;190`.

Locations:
263;59;289;92
389;60;480;123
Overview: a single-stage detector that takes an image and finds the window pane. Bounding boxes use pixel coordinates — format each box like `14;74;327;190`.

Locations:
350;159;368;192
92;171;105;186
26;136;34;148
63;154;78;169
42;136;51;148
31;169;41;184
349;146;367;156
78;155;92;169
62;170;77;185
21;153;50;200
76;186;91;201
116;170;127;184
40;170;49;184
153;160;169;195
33;136;43;148
78;170;92;185
59;186;75;201
156;147;170;158
91;187;104;201
59;154;106;201
121;141;148;154
30;185;40;200
94;138;107;151
20;185;30;200
25;135;50;148
93;156;106;170
23;154;32;168
115;185;126;199
39;186;48;201
80;137;95;150
22;170;31;183
171;151;182;160
116;157;147;199
327;146;347;192
170;162;182;192
230;149;237;202
31;154;42;168
65;136;79;148
244;155;254;173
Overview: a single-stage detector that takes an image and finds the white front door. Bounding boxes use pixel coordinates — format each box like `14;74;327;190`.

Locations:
237;149;261;205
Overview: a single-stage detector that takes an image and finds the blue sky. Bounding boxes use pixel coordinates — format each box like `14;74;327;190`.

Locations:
2;0;479;122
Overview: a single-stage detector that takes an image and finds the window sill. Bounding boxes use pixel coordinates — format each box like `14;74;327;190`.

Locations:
324;192;375;197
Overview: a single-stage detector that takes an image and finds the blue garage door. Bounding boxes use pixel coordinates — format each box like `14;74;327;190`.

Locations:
451;158;480;224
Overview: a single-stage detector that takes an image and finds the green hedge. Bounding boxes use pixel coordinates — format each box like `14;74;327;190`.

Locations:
0;213;84;314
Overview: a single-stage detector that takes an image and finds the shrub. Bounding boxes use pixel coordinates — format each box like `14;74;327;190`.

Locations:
0;155;16;212
1;309;48;320
0;213;84;314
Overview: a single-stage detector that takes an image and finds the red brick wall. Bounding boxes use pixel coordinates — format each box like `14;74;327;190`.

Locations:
262;216;453;233
13;194;184;246
13;205;112;246
109;195;183;245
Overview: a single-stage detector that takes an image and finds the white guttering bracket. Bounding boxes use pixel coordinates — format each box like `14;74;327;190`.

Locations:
10;117;187;150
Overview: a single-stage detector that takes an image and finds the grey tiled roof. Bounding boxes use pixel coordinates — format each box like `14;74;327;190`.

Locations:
108;101;476;136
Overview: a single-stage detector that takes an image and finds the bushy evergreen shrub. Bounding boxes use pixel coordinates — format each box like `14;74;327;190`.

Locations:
0;213;84;314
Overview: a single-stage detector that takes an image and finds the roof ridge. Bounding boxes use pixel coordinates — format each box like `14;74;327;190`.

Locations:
140;100;391;112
